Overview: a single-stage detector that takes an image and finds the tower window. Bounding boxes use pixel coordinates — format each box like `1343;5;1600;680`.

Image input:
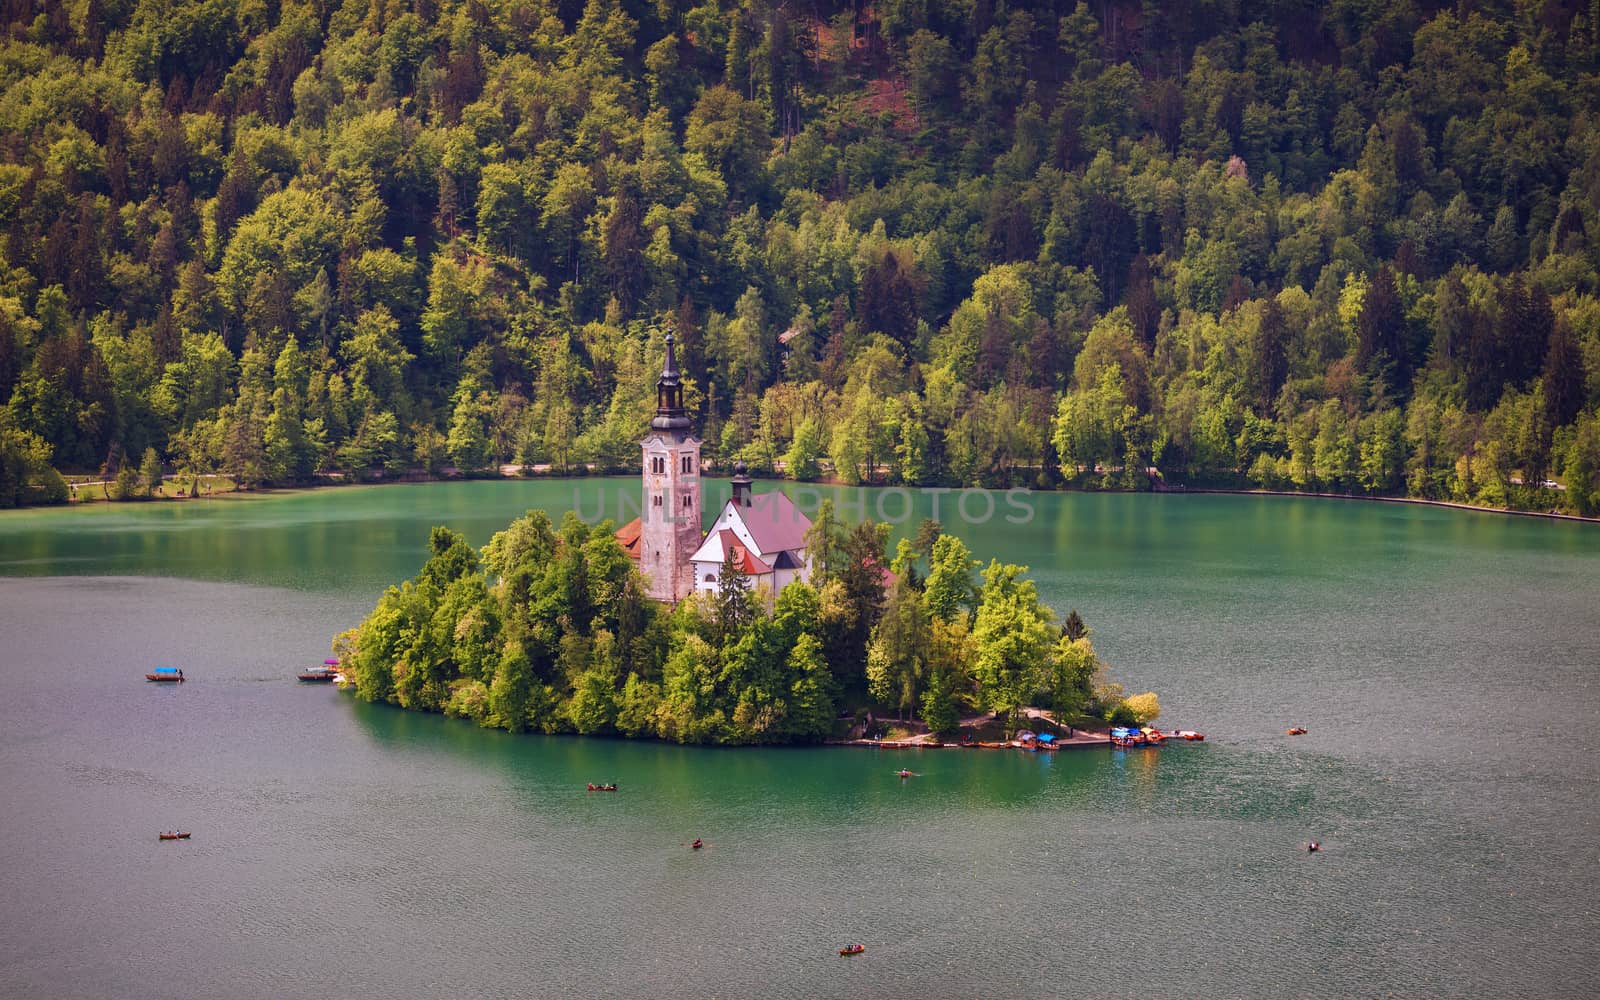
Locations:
651;456;665;474
681;455;693;473
653;494;662;507
682;494;693;508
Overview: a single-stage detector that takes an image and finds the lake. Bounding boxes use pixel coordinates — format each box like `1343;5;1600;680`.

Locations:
1;480;1597;998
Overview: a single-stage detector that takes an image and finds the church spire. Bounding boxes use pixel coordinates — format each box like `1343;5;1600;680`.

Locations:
731;459;753;507
652;331;690;431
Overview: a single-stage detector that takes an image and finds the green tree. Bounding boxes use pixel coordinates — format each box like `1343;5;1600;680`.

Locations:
866;574;930;718
0;418;68;508
923;533;977;623
783;417;823;480
447;373;495;473
971;560;1055;727
139;446;162;495
919;667;959;737
488;642;536;733
1560;413;1600;516
684;85;770;202
712;545;755;646
784;632;837;741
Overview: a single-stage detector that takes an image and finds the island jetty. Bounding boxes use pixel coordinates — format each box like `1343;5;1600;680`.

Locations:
831;718;1204;751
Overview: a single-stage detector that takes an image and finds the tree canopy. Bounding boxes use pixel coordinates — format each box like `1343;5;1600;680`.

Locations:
0;0;1597;513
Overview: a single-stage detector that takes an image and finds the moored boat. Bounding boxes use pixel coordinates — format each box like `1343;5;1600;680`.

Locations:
158;832;190;840
839;944;865;956
299;659;340;682
146;667;184;683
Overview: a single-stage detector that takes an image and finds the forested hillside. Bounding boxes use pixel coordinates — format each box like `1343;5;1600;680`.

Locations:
1;0;1598;513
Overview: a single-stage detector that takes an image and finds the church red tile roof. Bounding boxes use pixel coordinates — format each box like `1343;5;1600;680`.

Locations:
715;528;772;575
614;517;642;559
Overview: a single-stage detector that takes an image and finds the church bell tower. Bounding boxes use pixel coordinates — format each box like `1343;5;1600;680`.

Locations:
639;332;702;603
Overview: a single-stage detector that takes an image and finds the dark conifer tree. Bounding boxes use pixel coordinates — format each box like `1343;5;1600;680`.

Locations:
713;546;753;647
1125;255;1159;350
1499;274;1551;389
214;148;255;247
1252;296;1289;415
1543;319;1585;431
0;310;18;403
859;250;921;355
1357;266;1409;385
674;298;706;385
820;296;849;389
1063;608;1087;641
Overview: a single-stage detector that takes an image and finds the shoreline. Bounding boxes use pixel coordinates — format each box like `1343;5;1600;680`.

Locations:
1171;487;1600;525
33;468;1599;526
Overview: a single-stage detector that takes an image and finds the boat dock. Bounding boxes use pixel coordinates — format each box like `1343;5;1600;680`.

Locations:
830;728;1204;751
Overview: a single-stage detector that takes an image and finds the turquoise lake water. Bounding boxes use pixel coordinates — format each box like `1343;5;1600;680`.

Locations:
1;480;1597;997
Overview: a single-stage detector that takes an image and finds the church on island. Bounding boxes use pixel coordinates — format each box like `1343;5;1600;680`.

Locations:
615;333;813;605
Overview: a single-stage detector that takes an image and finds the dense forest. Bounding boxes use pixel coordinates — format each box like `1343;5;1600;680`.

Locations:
1;0;1599;513
339;508;1145;742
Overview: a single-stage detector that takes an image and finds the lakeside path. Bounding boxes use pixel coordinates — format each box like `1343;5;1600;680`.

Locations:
1177;487;1599;524
47;469;1599;526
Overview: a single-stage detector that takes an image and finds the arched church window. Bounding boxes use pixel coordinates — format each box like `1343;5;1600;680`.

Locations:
681;455;692;473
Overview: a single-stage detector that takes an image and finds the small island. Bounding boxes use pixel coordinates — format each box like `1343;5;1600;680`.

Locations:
338;339;1157;745
336;502;1157;745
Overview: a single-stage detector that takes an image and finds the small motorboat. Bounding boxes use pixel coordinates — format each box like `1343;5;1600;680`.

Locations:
158;832;191;840
1287;727;1308;735
1308;841;1320;853
586;783;618;792
897;769;913;778
1177;730;1205;741
297;667;336;682
146;667;184;683
839;944;865;956
691;838;703;850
